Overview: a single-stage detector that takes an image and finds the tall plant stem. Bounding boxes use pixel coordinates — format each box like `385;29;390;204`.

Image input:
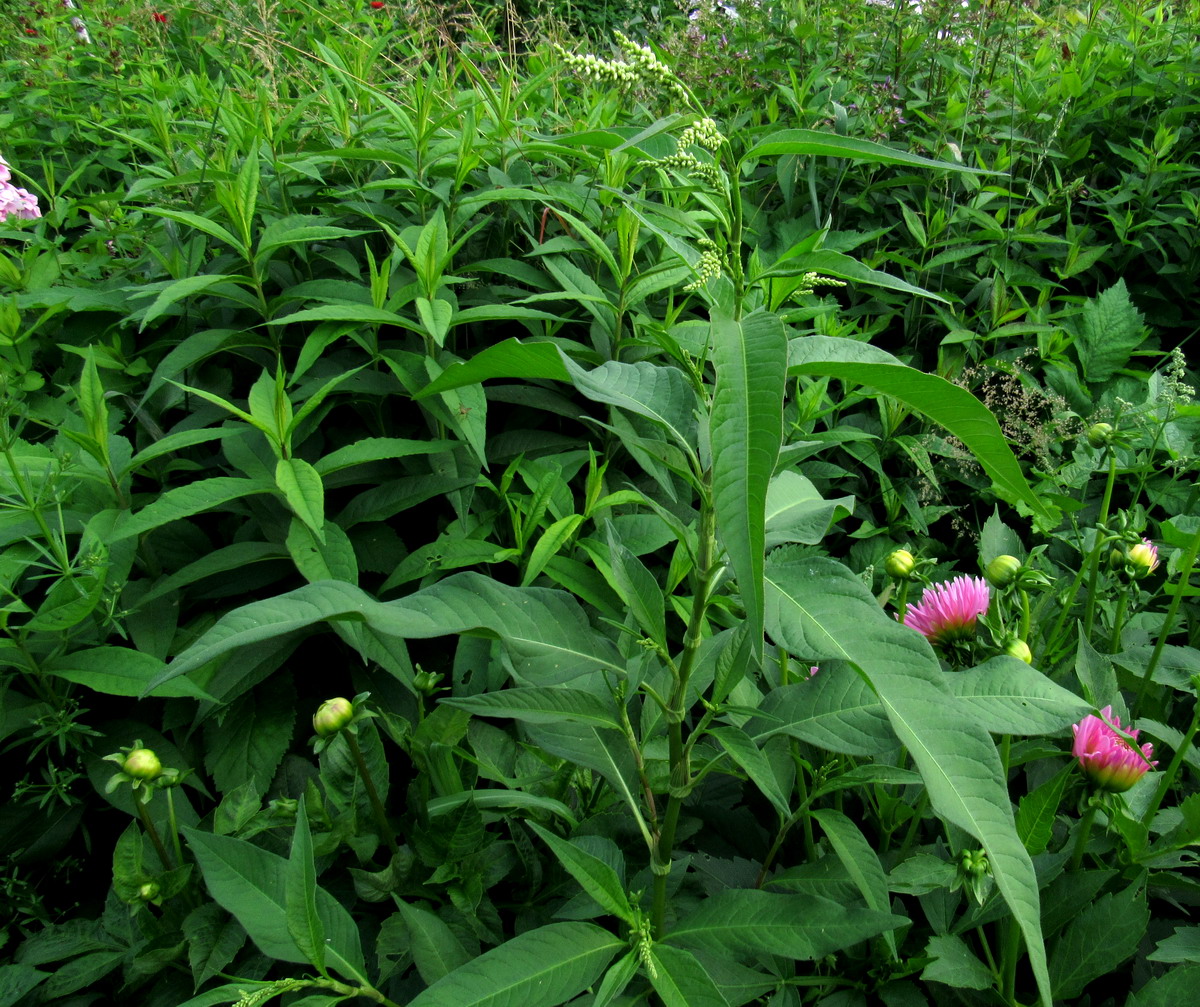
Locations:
1000;915;1021;1005
1141;689;1200;826
137;796;175;871
1133;518;1200;718
1108;589;1129;654
1082;452;1118;641
1070;801;1099;870
346;732;400;857
165;787;185;869
651;479;715;937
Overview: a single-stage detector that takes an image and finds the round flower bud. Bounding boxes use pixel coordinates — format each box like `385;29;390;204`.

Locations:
313;697;354;737
1127;539;1159;578
123;748;162;781
985;554;1022;588
885;549;916;579
138;882;160;901
1087;422;1114;448
1004;639;1033;664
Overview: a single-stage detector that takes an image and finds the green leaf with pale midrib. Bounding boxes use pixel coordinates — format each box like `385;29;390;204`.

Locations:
762;553;1051;1007
108;478;276;543
405;922;622;1007
741;128;987;173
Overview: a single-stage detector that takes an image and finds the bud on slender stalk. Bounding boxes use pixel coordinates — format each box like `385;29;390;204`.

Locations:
123;748;162;781
885;549;916;579
1087;422;1114;448
1127;539;1159;578
985;554;1022;588
313;697;355;737
1004;639;1033;664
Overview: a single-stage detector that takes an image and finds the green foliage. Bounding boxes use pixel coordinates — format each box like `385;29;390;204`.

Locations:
2;1;1199;1005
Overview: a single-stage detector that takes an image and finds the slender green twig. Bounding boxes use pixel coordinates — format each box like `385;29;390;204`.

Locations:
1070;800;1099;870
346;732;400;857
1140;689;1200;827
137;797;175;872
1133;519;1200;717
1082;452;1118;640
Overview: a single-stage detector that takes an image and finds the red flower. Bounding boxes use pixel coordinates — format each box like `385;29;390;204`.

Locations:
151;12;168;23
25;27;38;35
370;1;385;7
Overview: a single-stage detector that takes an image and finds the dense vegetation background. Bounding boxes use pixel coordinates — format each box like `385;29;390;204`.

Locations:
0;1;1198;1005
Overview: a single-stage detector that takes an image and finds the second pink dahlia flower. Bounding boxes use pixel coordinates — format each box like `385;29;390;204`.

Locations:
902;574;990;645
1072;706;1157;792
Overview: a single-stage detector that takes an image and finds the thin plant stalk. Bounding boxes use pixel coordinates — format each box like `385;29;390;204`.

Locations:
346;731;400;857
1082;452;1118;640
165;787;186;870
1070;800;1099;870
136;796;175;871
1133;519;1200;717
1140;688;1200;827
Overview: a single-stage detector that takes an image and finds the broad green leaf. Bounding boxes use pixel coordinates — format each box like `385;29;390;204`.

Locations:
593;951;639;1007
948;657;1091;734
441;687;621;729
405;922;623;1007
788;336;1053;523
393;901;470;986
286;518;358;584
415;338;568;397
1149;927;1200;964
664;888;904;959
605;523;667;648
811;808;897;957
276;458;325;543
763;553;1051;1007
649;945;730;1007
143;208;244;254
285;801;325;974
183;828;366;984
1050;885;1148;1000
710;726;791;819
108;478;275;543
151;574;624;693
711;309;787;662
181;902;247;988
0;964;49;1006
267;304;422;333
425;789;579;827
121;427;242;478
1127;964;1200;1007
1075;279;1145;384
741;128;987;173
44;647;213;700
137;541;288;606
527;823;636;925
764;470;854;547
204;684;295;800
1075;628;1124;717
922;934;994;990
748;668;896;757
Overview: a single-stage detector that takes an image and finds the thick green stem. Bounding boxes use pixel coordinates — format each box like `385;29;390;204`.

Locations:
346;732;400;857
651;480;715;936
1018;589;1031;641
1000;916;1021;1005
1108;590;1129;654
1134;519;1200;718
895;579;910;623
165;787;185;870
1082;452;1118;640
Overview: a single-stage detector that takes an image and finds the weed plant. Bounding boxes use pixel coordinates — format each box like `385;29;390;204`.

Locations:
0;1;1198;1005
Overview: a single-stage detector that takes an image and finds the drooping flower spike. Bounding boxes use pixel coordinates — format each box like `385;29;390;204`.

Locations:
1072;706;1157;793
901;575;990;646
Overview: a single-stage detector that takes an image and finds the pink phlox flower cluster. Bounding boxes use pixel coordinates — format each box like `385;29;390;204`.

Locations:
1072;705;1157;793
0;154;42;222
902;574;990;645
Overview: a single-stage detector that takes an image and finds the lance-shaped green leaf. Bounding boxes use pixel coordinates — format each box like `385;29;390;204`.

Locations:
788;336;1054;523
764;470;854;547
811;808;897;958
764;248;948;302
149;574;624;693
741;128;987;173
183;828;366;984
711;310;787;663
405;922;623;1007
392;901;470;986
762;552;1051;1007
441;687;622;729
709;726;791;819
107;478;275;543
285;800;325;974
747;669;895;756
665;888;904;959
527;823;636;925
275;457;325;543
648;945;731;1007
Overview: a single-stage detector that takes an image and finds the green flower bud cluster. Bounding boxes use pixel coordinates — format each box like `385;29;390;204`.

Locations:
652;150;723;187
613;31;690;104
554;47;640;87
103;741;185;802
313;697;355;737
554;32;689;106
793;271;846;296
884;548;916;579
684;239;724;292
1086;422;1115;448
677;117;725;151
984;554;1023;588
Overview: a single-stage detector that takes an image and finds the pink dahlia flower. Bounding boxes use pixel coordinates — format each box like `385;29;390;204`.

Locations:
1072;706;1157;793
902;574;989;645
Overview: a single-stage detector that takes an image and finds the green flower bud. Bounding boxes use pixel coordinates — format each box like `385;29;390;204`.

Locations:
313;697;354;737
960;848;989;877
1127;539;1159;578
123;748;162;781
885;549;916;579
985;554;1023;588
1004;639;1033;664
1087;422;1114;448
138;882;160;901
